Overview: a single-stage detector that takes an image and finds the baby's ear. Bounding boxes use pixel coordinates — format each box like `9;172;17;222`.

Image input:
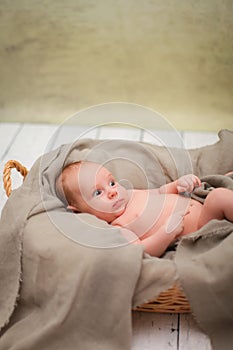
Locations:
67;205;79;213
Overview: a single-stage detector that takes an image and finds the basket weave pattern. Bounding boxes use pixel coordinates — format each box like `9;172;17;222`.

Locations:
3;159;190;314
134;284;190;313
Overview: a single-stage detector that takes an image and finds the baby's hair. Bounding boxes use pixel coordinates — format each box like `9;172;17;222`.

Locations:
55;161;83;206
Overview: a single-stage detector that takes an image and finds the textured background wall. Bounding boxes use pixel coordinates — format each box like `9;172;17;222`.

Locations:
0;0;232;131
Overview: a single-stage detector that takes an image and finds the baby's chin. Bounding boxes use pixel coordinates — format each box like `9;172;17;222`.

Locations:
103;206;126;223
115;205;126;217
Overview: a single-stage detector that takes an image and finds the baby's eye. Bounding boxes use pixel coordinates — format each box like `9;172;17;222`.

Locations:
93;189;102;197
109;180;115;187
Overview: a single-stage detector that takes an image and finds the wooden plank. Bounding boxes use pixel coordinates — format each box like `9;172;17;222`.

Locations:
132;312;178;350
0;123;57;211
1;123;57;167
0;123;21;159
49;124;98;150
179;314;211;350
0;124;20;210
183;131;218;149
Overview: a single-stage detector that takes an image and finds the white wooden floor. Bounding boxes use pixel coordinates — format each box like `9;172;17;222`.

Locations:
0;122;218;350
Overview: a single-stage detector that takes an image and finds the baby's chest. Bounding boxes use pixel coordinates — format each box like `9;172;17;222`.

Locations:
114;191;165;235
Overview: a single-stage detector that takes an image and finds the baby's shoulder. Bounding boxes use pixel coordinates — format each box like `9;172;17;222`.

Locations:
112;189;149;226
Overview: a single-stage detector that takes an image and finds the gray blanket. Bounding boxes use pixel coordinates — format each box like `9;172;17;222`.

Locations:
0;129;233;350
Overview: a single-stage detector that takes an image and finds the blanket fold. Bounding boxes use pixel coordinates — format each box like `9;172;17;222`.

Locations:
1;129;233;350
176;174;233;350
191;173;233;203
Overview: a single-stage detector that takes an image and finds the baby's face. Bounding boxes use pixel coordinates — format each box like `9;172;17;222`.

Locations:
69;162;130;223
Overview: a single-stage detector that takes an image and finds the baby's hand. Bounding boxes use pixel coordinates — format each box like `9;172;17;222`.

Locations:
165;210;189;238
177;174;201;194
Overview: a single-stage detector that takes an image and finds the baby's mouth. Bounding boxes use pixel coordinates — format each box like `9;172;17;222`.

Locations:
113;198;125;210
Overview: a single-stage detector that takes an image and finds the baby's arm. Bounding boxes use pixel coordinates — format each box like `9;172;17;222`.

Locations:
118;226;174;257
139;211;186;256
117;211;187;257
157;174;201;195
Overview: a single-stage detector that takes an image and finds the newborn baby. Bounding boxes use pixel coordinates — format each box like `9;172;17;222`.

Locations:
56;161;233;257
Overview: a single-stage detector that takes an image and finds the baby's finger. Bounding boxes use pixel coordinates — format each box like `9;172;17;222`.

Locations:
187;176;197;191
178;180;193;193
184;175;200;192
177;178;190;191
194;175;201;188
177;185;188;193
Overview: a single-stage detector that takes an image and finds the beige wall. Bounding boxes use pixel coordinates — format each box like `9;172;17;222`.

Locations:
0;0;233;131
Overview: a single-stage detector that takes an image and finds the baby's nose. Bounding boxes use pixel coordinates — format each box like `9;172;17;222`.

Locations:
108;188;118;199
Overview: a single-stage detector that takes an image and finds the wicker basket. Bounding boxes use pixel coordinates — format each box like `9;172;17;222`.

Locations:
3;159;191;314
